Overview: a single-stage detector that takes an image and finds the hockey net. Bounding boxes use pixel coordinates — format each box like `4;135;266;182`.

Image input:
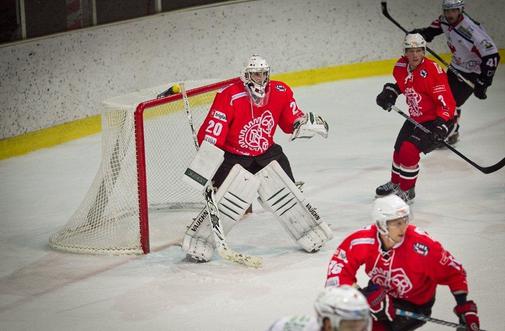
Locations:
49;77;241;255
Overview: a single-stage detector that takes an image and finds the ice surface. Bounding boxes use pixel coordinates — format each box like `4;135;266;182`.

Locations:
1;69;504;330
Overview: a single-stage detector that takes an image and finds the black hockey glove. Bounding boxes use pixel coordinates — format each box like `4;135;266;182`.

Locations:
409;28;436;42
431;118;449;143
473;79;488;100
474;53;500;100
376;83;400;111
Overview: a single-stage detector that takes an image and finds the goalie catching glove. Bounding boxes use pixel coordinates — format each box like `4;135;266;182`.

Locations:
291;112;329;140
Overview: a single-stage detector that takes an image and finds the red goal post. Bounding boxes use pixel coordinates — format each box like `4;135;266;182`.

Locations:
49;77;241;255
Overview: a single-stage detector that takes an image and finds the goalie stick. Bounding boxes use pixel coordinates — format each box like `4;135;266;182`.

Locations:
391;105;505;174
396;309;487;331
182;83;262;267
204;186;262;268
381;1;474;89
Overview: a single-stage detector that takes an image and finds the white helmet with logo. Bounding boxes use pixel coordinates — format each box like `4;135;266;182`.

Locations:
404;33;426;52
314;286;371;331
442;0;464;11
372;195;410;235
241;55;270;105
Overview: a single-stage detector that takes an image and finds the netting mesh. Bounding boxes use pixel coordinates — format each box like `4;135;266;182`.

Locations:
49;78;239;255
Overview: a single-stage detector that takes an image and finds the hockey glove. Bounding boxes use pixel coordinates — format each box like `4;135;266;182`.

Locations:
473;79;488;100
376;83;400;111
291;112;329;140
431;118;449;143
454;300;480;331
361;283;395;322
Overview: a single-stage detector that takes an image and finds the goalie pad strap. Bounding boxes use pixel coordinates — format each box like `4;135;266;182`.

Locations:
256;161;333;252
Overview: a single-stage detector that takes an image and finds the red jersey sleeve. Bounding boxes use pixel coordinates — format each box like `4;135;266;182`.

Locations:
275;83;304;134
427;239;469;294
427;61;456;121
197;88;233;148
325;229;373;287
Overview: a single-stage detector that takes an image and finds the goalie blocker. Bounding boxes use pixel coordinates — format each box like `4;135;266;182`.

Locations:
182;161;333;262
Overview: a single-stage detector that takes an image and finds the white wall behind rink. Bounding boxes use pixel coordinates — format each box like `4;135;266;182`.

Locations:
1;0;504;139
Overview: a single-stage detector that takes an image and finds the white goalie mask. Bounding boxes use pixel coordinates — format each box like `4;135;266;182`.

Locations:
372;195;410;236
314;286;371;331
404;33;426;53
442;0;464;12
241;55;270;105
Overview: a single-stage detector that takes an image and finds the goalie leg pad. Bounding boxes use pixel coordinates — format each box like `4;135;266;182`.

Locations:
256;161;333;252
182;164;260;261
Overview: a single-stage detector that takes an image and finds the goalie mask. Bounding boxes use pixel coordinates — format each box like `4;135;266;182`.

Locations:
372;195;410;236
241;55;270;106
314;286;371;331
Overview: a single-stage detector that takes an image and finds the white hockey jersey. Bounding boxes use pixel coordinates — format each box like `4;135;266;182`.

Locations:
429;14;498;74
267;315;319;331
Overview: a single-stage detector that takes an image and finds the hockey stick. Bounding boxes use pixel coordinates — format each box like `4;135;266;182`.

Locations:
391;105;505;174
396;309;487;330
181;83;262;267
380;1;474;89
204;186;262;268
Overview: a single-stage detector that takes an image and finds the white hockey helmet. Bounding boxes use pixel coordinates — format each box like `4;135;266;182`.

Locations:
314;286;371;331
372;195;410;236
404;33;426;52
241;54;270;104
442;0;464;11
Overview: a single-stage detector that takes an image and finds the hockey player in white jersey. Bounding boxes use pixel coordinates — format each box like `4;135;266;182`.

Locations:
267;286;371;331
411;0;500;144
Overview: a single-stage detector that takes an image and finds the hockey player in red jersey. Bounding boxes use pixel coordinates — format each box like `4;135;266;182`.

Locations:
195;54;327;187
375;33;456;203
325;195;480;331
410;0;500;144
182;55;332;262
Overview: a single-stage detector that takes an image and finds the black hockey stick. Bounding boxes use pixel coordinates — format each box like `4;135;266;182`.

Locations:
381;1;474;89
396;309;487;330
391;106;505;174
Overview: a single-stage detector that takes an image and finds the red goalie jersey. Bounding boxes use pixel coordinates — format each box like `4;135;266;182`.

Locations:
393;57;455;123
325;224;468;306
197;80;303;156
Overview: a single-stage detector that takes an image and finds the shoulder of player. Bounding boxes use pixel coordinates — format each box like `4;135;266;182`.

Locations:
420;58;445;75
269;80;293;94
393;56;408;74
405;225;442;251
342;225;378;248
215;82;249;104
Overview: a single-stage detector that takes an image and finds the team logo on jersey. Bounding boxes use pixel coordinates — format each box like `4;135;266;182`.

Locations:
369;267;413;298
275;84;286;92
413;242;429;256
238;110;274;152
404;87;423;117
420;69;428;78
481;39;493;50
212;110;227;122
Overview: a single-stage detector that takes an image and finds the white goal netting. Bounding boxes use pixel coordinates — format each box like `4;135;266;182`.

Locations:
49;78;240;255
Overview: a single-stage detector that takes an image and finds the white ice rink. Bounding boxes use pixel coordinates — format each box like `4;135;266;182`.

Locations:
1;69;504;331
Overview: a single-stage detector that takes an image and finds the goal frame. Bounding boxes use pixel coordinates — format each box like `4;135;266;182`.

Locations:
135;77;241;253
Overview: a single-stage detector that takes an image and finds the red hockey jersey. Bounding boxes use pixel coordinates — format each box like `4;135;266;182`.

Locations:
197;80;303;156
325;224;468;306
393;57;455;123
